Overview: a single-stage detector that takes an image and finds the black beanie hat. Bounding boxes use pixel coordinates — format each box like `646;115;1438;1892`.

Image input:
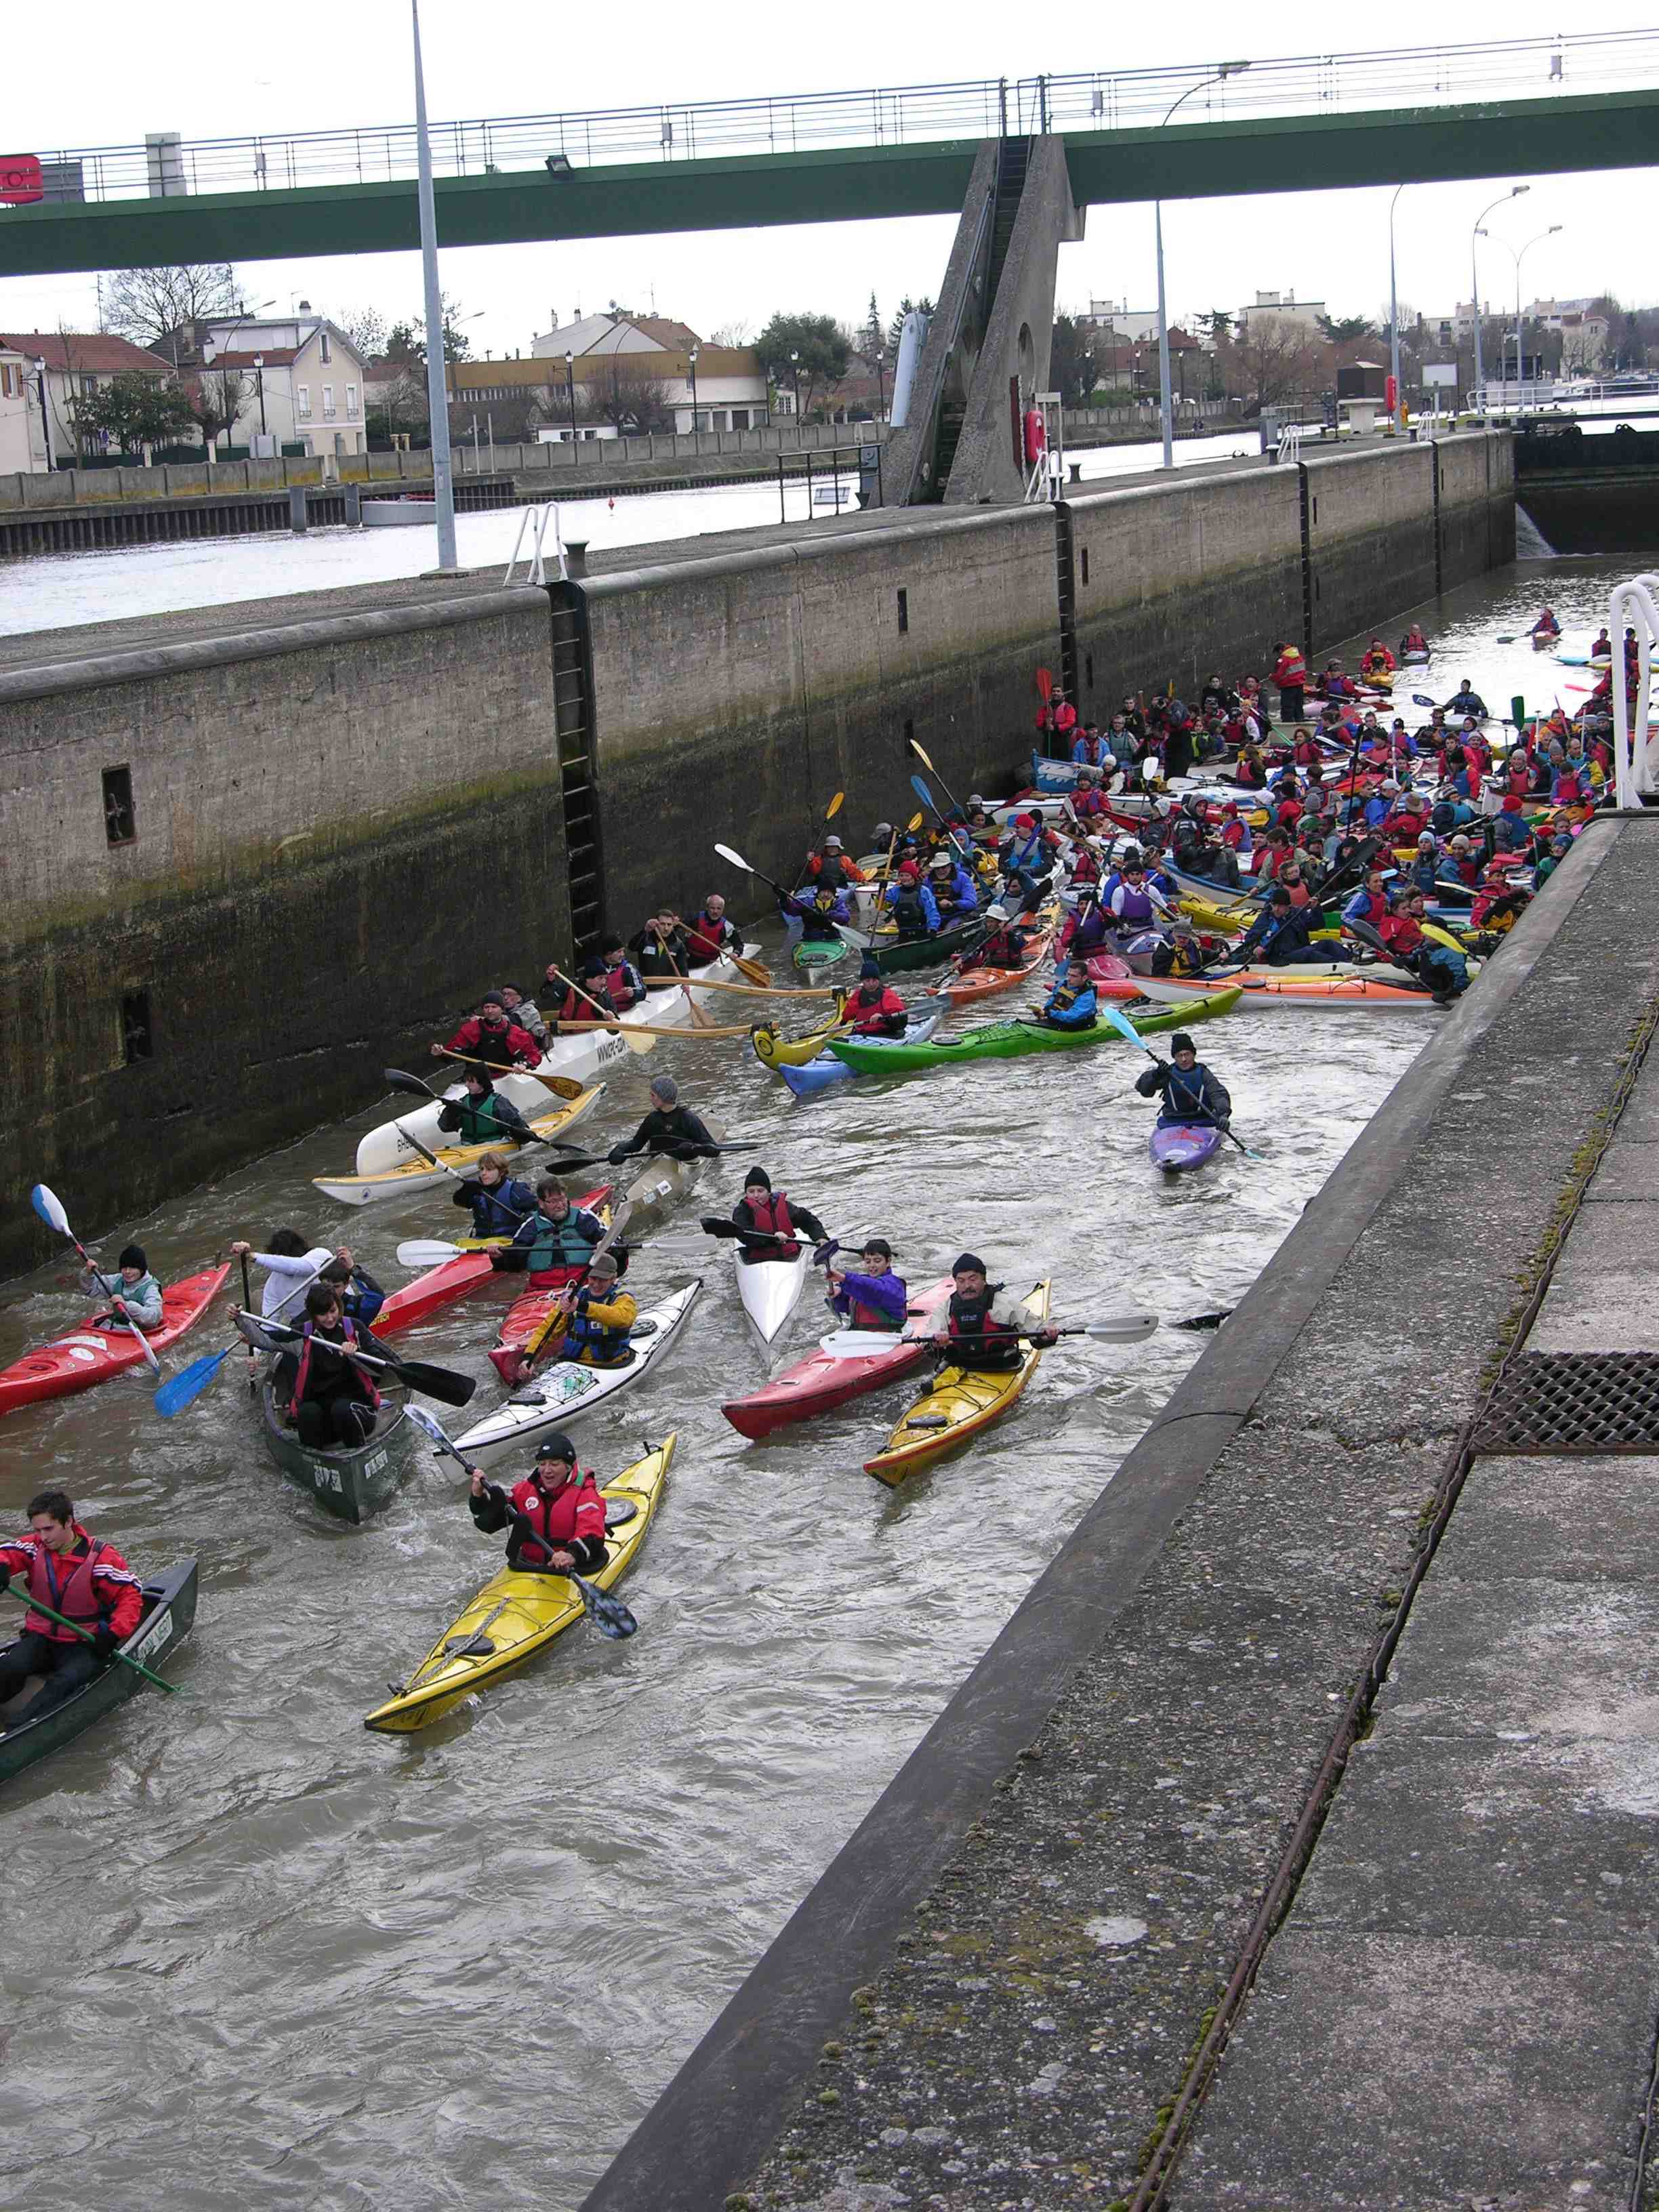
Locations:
119;1244;146;1272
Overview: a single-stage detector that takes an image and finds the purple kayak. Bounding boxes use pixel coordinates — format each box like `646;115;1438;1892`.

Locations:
1149;1122;1224;1174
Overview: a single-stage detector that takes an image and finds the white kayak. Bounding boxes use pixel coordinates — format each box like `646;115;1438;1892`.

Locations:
314;1086;604;1207
734;1247;812;1344
451;1279;701;1468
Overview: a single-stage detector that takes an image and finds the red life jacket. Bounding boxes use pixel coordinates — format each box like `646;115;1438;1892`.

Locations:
684;912;728;963
19;1530;125;1644
508;1471;607;1568
946;1288;1022;1366
850;986;906;1035
745;1191;799;1258
291;1319;381;1412
1273;649;1307;688
1052;702;1077;737
603;961;635;1010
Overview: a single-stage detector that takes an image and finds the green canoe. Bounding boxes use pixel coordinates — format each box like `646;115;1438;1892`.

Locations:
826;988;1242;1075
869;918;983;975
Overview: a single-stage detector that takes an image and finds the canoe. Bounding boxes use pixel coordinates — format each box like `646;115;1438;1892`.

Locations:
865;1282;1050;1486
941;929;1055;1006
1150;1122;1225;1172
735;1247;811;1342
779;998;950;1097
453;1280;701;1469
870;918;989;975
722;1278;954;1440
1089;957;1419;1002
0;1561;198;1787
362;1438;674;1735
1135;972;1439;1012
314;1086;604;1206
752;1000;852;1073
260;1374;412;1523
794;936;852;971
0;1265;230;1418
827;989;1240;1076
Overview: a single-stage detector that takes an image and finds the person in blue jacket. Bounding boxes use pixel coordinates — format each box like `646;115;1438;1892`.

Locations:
1038;956;1099;1030
928;850;979;922
823;1237;909;1332
884;861;941;940
1134;1034;1232;1126
451;1151;539;1240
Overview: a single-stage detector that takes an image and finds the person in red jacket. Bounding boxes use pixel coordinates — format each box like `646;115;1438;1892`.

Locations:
468;1435;608;1575
844;960;909;1037
0;1490;144;1727
432;990;539;1072
1271;642;1307;724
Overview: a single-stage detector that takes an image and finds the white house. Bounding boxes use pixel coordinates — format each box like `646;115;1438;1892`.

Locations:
199;313;368;455
0;329;176;468
0;348;36;474
525;311;769;431
1234;290;1327;337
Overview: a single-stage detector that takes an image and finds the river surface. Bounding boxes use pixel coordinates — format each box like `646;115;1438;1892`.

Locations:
0;560;1629;2207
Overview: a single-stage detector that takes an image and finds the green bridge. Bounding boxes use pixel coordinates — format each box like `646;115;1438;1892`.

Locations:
4;36;1658;275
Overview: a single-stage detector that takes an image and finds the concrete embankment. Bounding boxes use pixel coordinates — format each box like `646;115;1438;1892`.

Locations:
576;814;1659;2212
0;434;1511;1277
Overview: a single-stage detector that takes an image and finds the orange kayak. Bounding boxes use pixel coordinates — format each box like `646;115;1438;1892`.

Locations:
941;928;1054;1006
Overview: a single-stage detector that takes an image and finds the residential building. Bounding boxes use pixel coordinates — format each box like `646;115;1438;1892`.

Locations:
198;312;368;455
1235;290;1327;336
449;342;769;436
530;310;703;360
0;329;173;468
524;310;769;431
1082;300;1162;346
0;347;36;473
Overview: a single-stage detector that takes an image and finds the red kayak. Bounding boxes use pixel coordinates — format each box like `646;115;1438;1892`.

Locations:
722;1278;953;1441
486;1185;616;1384
0;1265;231;1418
375;1250;497;1338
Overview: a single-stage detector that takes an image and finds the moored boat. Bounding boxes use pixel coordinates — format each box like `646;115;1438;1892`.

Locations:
0;1561;198;1786
826;989;1240;1076
260;1375;413;1523
864;1282;1051;1486
315;1086;604;1206
1150;1122;1225;1172
0;1265;231;1418
362;1437;675;1734
721;1278;954;1440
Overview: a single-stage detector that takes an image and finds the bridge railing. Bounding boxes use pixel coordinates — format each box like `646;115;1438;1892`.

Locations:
14;30;1659;207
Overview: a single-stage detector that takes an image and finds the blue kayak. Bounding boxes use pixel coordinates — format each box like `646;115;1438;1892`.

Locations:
1149;1122;1224;1173
779;998;950;1097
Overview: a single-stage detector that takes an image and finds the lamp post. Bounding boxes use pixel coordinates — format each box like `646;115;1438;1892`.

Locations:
1387;184;1408;434
565;348;577;462
411;0;457;569
1156;62;1248;469
1471;185;1528;418
876;348;886;424
1477;223;1563;415
253;354;267;434
687;344;698;438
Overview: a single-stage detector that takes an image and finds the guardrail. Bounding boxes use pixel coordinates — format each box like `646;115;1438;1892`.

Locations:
9;31;1657;205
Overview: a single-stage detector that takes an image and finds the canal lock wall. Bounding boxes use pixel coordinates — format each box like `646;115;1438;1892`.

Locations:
0;432;1513;1277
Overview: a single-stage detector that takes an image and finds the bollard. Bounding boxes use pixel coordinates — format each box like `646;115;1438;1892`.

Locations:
288;486;308;533
345;484;361;526
565;537;589;577
1068;461;1082;484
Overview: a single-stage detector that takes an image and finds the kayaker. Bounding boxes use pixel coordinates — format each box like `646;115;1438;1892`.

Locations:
1071;724;1109;768
1531;607;1561;639
846;958;909;1037
1342;869;1391;932
997;815;1055;907
607;1075;720;1165
321;1249;386;1328
79;1243;164;1332
932;1255;1058;1369
956;909;1033;972
801;835;867;893
1534;832;1572;887
453;1152;539;1240
779;882;853;947
1038;957;1099;1031
1109;857;1164;926
823;1237;908;1331
543;960;590;1026
498;983;549;1056
929;851;979;921
882;859;940;941
431;990;539;1072
732;1168;828;1261
1441;678;1489;721
536;1254;638;1370
1361;638;1397;678
630;909;695;981
684;893;741;963
229;1229;336;1324
599;937;646;1012
283;1282;381;1451
1399;623;1430;658
0;1490;144;1729
1226;887;1346;968
1134;1034;1231;1128
489;1179;606;1286
436;1068;535;1149
468;1434;608;1575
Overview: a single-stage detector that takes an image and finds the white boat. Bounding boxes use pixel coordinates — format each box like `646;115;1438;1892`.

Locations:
361;496;437;527
451;1280;701;1468
315;1085;603;1207
733;1247;811;1343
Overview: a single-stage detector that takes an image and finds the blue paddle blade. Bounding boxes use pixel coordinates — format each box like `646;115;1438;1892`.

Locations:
909;771;937;814
1411;693;1435;708
1101;1004;1151;1050
30;1183;66;1234
407;1401;462;1462
155;1346;232;1418
573;1574;638;1639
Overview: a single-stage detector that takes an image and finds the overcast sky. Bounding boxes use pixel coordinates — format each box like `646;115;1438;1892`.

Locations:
3;1;1656;356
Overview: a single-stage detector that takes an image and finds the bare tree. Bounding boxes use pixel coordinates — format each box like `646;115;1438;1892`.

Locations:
54;327;104;464
186;367;253;451
105;264;241;364
1216;322;1324;416
708;319;754;348
333;304;388;360
586;353;677;434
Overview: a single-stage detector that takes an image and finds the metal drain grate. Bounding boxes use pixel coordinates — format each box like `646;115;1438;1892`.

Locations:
1475;1353;1659;1453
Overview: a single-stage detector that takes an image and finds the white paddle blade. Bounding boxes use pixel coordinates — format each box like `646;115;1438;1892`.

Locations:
1084;1314;1161;1343
396;1240;468;1268
714;842;754;876
407;1402;457;1455
30;1183;70;1236
819;1330;922;1361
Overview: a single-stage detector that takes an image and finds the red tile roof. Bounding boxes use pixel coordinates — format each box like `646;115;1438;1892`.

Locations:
0;331;173;374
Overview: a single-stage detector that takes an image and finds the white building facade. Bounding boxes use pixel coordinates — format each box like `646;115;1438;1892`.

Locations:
200;314;367;455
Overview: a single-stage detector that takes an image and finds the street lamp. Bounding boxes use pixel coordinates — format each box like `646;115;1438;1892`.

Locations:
1477;223;1563;415
565;348;577;461
790;348;801;418
876;348;886;424
1387;184;1408;434
688;344;698;436
411;0;457;570
253;354;267;434
211;295;275;451
1157;62;1249;469
1471;185;1528;417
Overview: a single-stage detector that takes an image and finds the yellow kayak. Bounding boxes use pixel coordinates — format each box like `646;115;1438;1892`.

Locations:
363;1437;674;1733
750;996;851;1071
313;1086;603;1206
864;1283;1050;1487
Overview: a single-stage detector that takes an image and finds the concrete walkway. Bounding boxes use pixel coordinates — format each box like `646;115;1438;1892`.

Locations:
1182;1050;1659;2208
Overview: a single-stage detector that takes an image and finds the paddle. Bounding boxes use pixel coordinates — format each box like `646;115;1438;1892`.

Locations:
232;1311;478;1408
642;975;844;1000
156;1254;335;1417
643;923;714;1033
30;1185;160;1378
1098;1006;1265;1161
395;1237;511;1267
1172;1309;1232;1332
700;1216;872;1254
819;1314;1158;1359
522;1200;636;1369
909;773;975;864
544;1015;761;1040
405;1406;637;1639
1;1584;184;1695
427;1050;586;1102
906;737;972;830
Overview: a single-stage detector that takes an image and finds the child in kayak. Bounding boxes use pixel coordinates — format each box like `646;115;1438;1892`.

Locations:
79;1244;163;1332
823;1238;908;1332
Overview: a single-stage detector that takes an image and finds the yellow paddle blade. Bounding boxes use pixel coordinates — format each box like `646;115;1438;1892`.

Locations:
824;792;844;821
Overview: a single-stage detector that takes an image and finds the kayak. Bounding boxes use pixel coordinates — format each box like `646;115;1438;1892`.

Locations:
1150;1122;1225;1173
1135;971;1440;1012
752;1000;852;1072
362;1437;674;1735
865;1282;1050;1486
483;1183;617;1383
794;936;853;971
618;1130;720;1229
375;1249;499;1338
0;1561;198;1788
0;1265;231;1419
314;1085;604;1206
779;997;950;1097
453;1280;701;1469
260;1374;412;1524
1088;958;1419;1002
735;1246;811;1343
870;918;985;975
722;1278;954;1440
827;989;1240;1076
941;929;1055;1006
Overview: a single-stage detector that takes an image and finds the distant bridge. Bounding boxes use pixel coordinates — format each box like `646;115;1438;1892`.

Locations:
3;33;1658;276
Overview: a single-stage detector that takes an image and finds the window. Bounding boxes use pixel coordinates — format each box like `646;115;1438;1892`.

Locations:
322;385;335;419
346;384;359;417
102;765;136;846
297;385;311;419
319;330;331;363
897;589;909;634
121;991;153;1065
1080;547;1090;586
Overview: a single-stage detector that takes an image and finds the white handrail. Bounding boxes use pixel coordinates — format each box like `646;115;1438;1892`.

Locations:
1275;424;1303;465
1610;573;1659;808
503;502;566;586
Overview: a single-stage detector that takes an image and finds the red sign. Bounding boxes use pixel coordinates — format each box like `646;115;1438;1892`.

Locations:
0;156;44;205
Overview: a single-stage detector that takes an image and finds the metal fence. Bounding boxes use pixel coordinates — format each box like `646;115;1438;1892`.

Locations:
16;30;1659;206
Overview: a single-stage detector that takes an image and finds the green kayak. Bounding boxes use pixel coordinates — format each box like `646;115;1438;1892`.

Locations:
869;918;983;975
794;935;852;971
826;988;1242;1075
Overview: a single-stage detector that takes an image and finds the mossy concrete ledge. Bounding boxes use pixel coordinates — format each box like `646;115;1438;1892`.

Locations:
577;814;1659;2212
